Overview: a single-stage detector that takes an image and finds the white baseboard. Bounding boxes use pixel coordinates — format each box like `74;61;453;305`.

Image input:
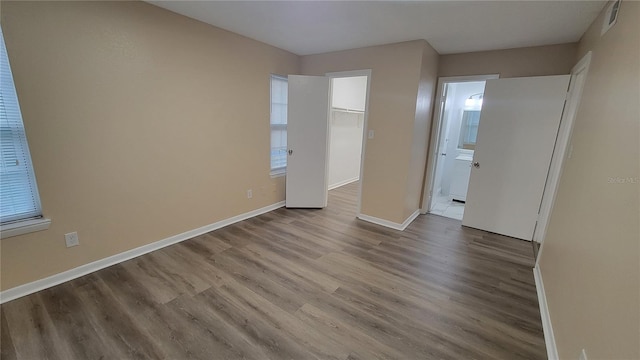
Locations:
533;264;559;360
357;209;420;231
328;177;359;190
0;201;285;304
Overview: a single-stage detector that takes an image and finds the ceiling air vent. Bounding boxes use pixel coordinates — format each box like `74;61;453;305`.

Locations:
601;0;621;36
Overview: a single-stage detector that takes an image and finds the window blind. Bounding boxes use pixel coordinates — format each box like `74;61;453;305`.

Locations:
270;75;288;173
0;28;43;224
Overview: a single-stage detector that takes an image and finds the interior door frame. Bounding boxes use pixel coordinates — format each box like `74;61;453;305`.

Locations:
534;52;592;262
420;74;499;214
325;69;372;218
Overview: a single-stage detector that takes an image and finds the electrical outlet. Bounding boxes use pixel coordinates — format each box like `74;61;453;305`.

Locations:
246;189;252;199
64;232;79;247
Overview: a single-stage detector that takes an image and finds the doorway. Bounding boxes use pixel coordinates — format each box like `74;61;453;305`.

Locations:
327;71;370;216
425;76;497;220
285;70;370;214
328;76;367;191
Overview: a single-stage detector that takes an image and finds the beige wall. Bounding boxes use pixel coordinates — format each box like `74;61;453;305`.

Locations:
0;2;440;291
439;43;578;78
0;1;299;290
301;40;437;224
406;42;439;219
538;1;639;359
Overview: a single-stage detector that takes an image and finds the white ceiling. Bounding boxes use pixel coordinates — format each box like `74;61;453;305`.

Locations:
148;1;606;56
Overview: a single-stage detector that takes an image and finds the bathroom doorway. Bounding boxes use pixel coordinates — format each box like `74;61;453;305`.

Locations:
424;75;498;220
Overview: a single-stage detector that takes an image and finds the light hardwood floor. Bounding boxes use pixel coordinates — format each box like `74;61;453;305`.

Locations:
1;182;546;359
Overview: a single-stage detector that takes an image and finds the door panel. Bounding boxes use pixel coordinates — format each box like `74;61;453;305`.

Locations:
462;75;570;240
430;88;449;210
286;75;331;208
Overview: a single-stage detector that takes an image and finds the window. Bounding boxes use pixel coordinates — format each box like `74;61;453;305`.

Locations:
270;75;287;175
0;28;44;228
458;110;481;150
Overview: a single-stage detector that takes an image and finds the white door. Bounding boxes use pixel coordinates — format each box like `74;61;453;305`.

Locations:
429;84;451;210
462;75;570;240
286;75;331;208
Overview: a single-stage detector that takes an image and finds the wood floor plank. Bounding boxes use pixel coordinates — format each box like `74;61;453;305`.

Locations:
165;242;231;288
120;257;183;304
305;290;453;359
147;294;262;360
293;303;405;360
1;181;546;359
245;222;334;260
361;243;543;322
330;285;492;359
114;299;210;359
37;283;120;359
316;251;451;304
73;277;164;359
185;232;233;257
332;284;539;360
1;296;68;360
0;307;17;360
243;243;341;293
209;248;307;314
166;295;271;360
145;249;213;296
196;285;322;360
218;279;354;360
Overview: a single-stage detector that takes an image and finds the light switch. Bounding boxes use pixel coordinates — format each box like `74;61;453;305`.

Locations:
368;129;374;139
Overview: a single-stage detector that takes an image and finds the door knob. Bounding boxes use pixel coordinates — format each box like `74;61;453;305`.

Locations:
441;153;447;156
473;161;480;168
288;149;293;155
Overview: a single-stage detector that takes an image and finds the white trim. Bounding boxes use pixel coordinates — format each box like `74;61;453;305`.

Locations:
0;201;285;304
328;177;359;190
533;265;559;360
325;69;372;219
357;209;420;231
0;218;51;239
431;74;501;83
421;74;499;214
534;52;592;267
270;168;286;178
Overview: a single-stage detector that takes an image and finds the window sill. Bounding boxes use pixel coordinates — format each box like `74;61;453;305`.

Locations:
0;218;51;240
270;169;286;178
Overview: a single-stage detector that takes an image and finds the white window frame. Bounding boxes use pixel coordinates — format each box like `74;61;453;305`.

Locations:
0;27;49;239
269;75;288;177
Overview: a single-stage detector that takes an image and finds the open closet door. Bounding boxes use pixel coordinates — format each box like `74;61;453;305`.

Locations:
286;75;331;208
462;75;570;240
